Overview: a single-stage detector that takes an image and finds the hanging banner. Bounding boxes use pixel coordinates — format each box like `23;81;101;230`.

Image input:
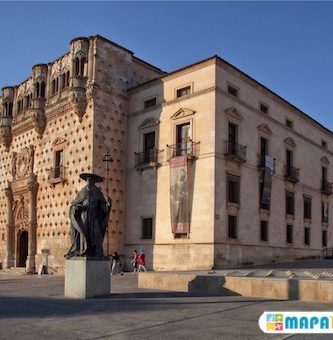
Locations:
261;167;272;205
170;156;189;234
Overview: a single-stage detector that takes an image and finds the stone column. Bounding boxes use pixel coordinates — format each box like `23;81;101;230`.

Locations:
26;176;38;273
4;183;14;268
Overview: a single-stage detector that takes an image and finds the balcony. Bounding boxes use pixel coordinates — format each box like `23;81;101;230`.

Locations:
284;166;300;183
225;141;246;163
135;148;163;168
321;180;333;195
258;155;276;173
167;140;200;160
47;166;66;184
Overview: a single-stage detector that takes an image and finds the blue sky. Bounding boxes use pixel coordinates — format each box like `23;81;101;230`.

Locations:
1;1;332;129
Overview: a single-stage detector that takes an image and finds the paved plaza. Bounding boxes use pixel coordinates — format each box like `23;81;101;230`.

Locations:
0;269;332;340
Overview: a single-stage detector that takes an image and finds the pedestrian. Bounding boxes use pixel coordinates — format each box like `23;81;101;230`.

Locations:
130;249;139;272
138;248;147;272
111;251;123;275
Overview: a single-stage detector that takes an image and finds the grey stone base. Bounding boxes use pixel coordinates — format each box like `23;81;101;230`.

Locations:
64;257;110;298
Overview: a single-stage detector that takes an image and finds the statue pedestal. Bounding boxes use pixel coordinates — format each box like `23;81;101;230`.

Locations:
64;257;110;298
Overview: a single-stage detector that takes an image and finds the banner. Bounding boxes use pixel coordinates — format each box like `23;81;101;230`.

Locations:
261;167;272;205
170;156;189;234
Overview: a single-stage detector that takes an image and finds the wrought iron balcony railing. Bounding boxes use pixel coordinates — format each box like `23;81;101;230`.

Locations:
135;148;163;168
284;165;300;183
321;180;333;195
167;140;200;160
47;166;66;184
224;141;246;162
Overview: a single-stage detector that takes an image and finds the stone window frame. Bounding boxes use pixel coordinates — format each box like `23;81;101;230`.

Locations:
49;138;66;184
259;100;269;114
226;82;239;98
141;216;154;240
260;220;269;242
175;82;193;99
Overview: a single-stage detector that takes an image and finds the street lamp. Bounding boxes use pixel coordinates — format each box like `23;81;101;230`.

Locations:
103;150;113;255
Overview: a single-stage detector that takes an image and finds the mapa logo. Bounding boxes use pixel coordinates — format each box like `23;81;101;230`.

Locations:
259;312;333;334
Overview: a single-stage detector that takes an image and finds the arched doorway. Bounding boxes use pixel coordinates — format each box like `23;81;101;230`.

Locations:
17;230;28;267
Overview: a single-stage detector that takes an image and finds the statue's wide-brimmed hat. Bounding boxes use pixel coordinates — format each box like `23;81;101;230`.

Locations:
79;173;104;183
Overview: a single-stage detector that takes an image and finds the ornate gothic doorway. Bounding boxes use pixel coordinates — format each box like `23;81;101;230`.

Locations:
17;230;28;267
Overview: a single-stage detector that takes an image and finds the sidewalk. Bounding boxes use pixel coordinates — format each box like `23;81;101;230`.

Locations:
0;271;332;339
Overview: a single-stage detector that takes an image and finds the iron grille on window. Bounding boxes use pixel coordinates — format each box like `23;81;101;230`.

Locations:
142;218;153;239
228;215;237;239
284;166;300;182
287;225;293;244
321;180;333;195
227;175;240;204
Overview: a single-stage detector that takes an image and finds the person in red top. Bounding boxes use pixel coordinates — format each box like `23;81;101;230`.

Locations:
138;248;147;272
130;249;139;272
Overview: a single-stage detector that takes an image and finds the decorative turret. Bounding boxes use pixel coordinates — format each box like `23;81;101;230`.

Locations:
69;37;89;122
31;64;47;136
0;86;14;150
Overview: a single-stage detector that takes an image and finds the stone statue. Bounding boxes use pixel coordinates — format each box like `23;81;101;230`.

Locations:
65;173;111;259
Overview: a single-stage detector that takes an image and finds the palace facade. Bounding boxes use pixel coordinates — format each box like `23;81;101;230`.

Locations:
0;35;332;273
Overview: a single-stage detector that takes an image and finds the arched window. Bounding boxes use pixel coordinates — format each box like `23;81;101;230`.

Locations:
4;102;13;117
52;79;56;95
80;57;85;76
62;73;66;89
66;71;70;87
75;57;80;76
40;82;45;98
35;82;40;98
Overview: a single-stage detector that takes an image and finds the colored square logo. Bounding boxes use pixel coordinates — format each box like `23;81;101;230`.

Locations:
274;322;283;331
266;314;275;322
276;314;283;322
266;322;276;331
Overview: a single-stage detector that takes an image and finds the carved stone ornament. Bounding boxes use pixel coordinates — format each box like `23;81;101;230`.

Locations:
321;156;329;165
0;126;12;151
170;108;196;120
69;88;86;122
225;107;243;121
284;137;296;148
31;109;47;137
14;196;29;231
138;118;160;129
257;123;273;136
13;146;35;180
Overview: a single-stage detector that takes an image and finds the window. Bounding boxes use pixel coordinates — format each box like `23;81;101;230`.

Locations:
322;230;327;247
4;102;13;117
286;192;295;216
144;97;156;109
260;103;269;114
304;197;311;220
176;86;191;98
286;149;293;172
54;149;63;178
322;202;329;223
66;71;70;87
260;137;268;158
322;166;327;184
52;79;56;95
228;122;238;145
142;218;153;239
286;119;293;128
260;220;268;241
74;57;86;76
304;227;310;245
176;122;191;156
227;84;238;97
286;224;293;244
322;140;327;149
228;215;237;238
61;73;66;90
227;175;240;204
143;131;155;163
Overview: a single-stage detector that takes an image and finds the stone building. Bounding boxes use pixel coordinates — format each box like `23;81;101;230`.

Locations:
0;35;332;273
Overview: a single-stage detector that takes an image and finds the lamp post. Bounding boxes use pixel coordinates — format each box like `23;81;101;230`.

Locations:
103;150;113;255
